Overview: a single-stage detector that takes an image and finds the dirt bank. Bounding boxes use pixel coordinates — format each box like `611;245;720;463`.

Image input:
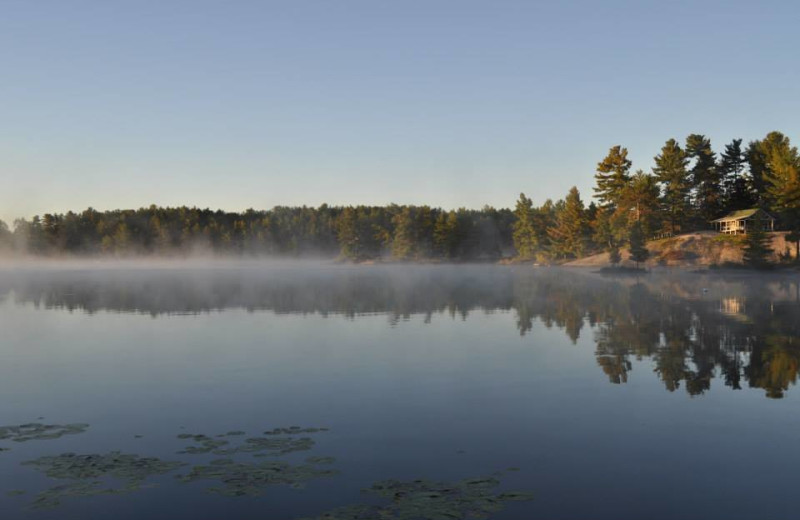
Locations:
566;231;797;268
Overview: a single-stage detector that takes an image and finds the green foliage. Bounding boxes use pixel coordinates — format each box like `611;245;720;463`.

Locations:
628;221;649;267
653;138;691;235
594;145;632;209
761;133;800;226
719;138;752;210
512;193;537;259
746;133;791;205
742;217;773;268
0;219;11;250
686;134;722;222
622;170;661;238
608;243;621;265
547;187;588;259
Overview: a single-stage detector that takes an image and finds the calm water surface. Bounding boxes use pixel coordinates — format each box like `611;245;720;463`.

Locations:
1;264;800;520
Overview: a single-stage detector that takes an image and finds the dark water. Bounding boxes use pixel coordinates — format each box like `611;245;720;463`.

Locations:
2;263;800;520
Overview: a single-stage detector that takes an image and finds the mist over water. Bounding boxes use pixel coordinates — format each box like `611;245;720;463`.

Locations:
2;263;800;520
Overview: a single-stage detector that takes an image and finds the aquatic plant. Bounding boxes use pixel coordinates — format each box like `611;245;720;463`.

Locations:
176;434;230;454
0;423;89;444
21;451;186;509
178;426;328;456
264;426;330;436
301;475;533;520
177;458;338;496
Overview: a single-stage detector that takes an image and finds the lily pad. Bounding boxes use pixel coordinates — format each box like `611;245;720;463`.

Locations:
0;423;89;443
302;475;534;520
175;434;229;454
178;427;328;457
263;426;329;436
21;451;186;509
177;458;338;497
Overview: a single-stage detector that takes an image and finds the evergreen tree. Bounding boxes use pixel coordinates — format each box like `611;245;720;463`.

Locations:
686;134;721;222
746;132;796;206
433;211;460;259
628;221;649;269
391;207;416;260
0;219;11;250
762;134;800;215
512;193;538;259
548;187;588;259
718;138;752;210
620;170;660;238
761;134;800;258
594;145;632;209
337;207;364;260
742;216;772;268
608;243;621;266
653;139;691;235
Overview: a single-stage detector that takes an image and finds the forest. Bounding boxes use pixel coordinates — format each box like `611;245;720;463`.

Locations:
1;130;798;263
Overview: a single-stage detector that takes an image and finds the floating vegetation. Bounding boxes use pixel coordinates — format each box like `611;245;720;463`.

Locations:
0;423;89;444
177;458;338;497
305;456;336;465
225;436;316;456
28;481;152;510
6;490;26;497
264;426;329;436
176;434;230;454
21;451;186;509
178;427;329;457
301;475;534;520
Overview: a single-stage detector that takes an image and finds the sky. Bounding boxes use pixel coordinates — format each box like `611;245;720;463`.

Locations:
2;0;800;223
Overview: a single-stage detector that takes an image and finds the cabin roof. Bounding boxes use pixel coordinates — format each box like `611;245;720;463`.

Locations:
711;208;775;223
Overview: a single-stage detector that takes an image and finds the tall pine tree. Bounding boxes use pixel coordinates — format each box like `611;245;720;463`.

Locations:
686;134;721;222
718;138;752;210
653;139;691;235
548;187;588;259
628;221;649;269
594;145;632;210
513;193;538;259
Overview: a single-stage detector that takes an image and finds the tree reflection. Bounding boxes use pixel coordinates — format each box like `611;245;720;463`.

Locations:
2;266;800;398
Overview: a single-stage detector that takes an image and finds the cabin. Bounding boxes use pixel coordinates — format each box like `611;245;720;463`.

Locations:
711;208;775;235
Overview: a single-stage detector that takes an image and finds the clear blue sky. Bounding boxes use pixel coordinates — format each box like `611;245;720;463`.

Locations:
2;0;799;223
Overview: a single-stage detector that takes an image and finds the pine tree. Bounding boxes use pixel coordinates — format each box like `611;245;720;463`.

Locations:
742;216;772;268
686;134;721;222
628;221;649;269
391;206;416;260
433;211;460;259
608;243;621;266
548;187;588;259
620;170;660;238
762;134;800;216
718;138;752;210
760;134;800;259
653;139;691;235
512;193;538;259
594;145;632;210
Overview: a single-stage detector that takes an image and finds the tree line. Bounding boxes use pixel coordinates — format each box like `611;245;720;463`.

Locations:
0;204;514;260
1;130;797;262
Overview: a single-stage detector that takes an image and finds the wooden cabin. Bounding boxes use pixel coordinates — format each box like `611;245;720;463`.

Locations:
711;208;775;235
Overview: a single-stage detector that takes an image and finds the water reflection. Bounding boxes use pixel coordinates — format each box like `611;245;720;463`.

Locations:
2;265;800;398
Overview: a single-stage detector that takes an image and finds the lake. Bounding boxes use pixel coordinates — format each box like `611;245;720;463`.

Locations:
1;263;800;520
